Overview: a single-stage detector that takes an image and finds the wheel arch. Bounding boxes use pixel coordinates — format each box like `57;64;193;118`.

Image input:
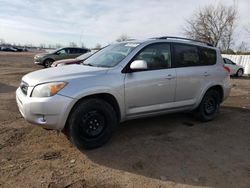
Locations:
202;85;224;104
43;58;55;65
63;93;121;132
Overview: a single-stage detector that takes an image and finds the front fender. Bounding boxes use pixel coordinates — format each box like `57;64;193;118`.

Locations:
61;86;125;122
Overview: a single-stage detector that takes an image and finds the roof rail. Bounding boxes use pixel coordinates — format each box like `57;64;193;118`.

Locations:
152;36;214;47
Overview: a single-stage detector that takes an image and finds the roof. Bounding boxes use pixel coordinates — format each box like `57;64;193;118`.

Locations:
119;36;216;49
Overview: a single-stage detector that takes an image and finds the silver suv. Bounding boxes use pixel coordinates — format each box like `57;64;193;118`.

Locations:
16;37;231;149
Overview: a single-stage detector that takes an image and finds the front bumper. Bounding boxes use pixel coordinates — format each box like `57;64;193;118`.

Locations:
34;61;43;65
16;87;75;130
34;56;43;65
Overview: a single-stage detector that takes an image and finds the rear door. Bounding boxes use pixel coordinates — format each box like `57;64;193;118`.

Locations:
69;48;80;58
69;48;88;58
124;43;176;116
173;44;217;106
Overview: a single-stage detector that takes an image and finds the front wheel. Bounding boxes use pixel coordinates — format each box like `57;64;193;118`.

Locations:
67;99;117;150
195;90;220;122
44;59;54;68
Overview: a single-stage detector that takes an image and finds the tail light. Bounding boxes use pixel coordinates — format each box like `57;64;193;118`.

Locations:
223;65;230;73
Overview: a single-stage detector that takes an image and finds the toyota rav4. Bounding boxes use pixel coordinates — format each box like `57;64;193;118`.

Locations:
16;37;231;149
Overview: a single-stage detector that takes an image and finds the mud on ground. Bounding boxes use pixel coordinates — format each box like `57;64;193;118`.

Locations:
0;52;250;188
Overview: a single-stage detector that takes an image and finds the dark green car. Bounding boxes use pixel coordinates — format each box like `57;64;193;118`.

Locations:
34;47;90;68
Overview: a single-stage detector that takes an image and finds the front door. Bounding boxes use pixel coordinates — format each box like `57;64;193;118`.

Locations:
56;48;70;60
124;43;176;116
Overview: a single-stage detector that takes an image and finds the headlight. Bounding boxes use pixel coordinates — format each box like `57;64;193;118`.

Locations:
31;82;67;97
57;63;65;67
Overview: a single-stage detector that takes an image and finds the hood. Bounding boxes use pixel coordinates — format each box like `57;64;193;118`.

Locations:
22;65;109;86
52;58;79;66
35;53;50;57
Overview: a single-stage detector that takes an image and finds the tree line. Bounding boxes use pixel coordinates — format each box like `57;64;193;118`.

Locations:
1;3;249;53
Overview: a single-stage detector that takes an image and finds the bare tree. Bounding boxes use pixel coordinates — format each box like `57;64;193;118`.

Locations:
237;41;248;53
55;43;62;48
48;44;54;49
69;42;77;47
184;4;237;50
116;34;130;42
80;42;86;48
39;43;46;49
0;38;5;45
245;24;250;35
95;43;102;49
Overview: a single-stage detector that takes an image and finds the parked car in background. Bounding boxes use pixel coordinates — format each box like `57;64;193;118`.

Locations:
34;47;90;68
16;37;231;149
0;46;24;52
223;58;244;77
51;50;97;67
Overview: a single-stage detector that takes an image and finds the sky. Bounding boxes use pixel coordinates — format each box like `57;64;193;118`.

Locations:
0;0;249;49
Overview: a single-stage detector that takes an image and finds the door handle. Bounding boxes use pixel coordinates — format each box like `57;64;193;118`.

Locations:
165;74;175;80
203;72;210;77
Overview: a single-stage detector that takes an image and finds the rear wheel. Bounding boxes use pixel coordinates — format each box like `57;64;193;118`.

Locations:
67;99;117;150
196;90;220;122
236;69;243;77
44;59;54;68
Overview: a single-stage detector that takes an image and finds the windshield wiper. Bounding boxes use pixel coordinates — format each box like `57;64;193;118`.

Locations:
82;63;94;67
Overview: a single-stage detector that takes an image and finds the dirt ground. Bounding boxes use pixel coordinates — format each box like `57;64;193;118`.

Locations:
0;52;250;188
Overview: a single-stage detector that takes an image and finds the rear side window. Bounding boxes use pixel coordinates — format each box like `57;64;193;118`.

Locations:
69;48;89;54
173;44;216;67
199;47;216;65
79;49;89;53
70;48;80;54
174;44;199;67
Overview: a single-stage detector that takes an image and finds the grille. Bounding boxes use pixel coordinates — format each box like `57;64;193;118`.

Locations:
20;81;28;95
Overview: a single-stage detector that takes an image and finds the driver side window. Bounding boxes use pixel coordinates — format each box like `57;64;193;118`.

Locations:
57;49;68;55
134;43;171;70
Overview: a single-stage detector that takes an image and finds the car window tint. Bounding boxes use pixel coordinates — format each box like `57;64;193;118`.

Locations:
80;49;88;53
134;43;171;70
174;44;199;67
199;47;216;65
57;49;67;55
224;58;234;65
69;48;78;54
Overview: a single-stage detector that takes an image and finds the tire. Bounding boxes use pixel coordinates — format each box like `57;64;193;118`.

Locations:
196;90;220;122
67;99;117;150
44;59;54;68
236;69;243;77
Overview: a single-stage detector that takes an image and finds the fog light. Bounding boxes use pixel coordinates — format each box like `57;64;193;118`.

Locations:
42;115;46;122
38;115;46;123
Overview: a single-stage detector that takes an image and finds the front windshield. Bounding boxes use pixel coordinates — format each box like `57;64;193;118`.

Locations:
46;49;57;53
83;43;140;67
46;47;63;54
76;51;97;60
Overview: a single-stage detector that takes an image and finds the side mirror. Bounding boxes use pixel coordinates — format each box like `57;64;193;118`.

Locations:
130;60;148;70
